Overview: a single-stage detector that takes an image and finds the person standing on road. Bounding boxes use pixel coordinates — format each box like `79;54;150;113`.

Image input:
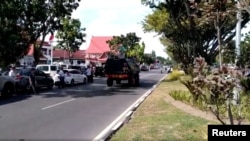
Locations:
8;66;16;77
58;67;65;88
29;68;37;95
86;65;93;83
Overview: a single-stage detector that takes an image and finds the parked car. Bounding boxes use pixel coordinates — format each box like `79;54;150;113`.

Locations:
53;69;87;86
1;67;28;92
0;75;16;98
16;68;54;91
36;64;59;78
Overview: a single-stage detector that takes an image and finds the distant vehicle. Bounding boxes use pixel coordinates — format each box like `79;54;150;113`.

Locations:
0;75;15;98
53;69;87;86
94;66;105;77
140;65;149;71
36;64;59;77
104;58;140;87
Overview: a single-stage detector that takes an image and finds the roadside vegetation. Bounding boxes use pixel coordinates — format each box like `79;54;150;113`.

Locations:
109;64;250;140
109;72;217;141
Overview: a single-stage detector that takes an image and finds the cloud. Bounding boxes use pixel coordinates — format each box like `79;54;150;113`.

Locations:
72;0;167;58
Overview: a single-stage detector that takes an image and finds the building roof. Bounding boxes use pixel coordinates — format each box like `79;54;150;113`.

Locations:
86;36;112;54
53;49;86;59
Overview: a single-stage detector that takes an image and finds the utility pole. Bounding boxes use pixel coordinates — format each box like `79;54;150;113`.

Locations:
235;1;242;66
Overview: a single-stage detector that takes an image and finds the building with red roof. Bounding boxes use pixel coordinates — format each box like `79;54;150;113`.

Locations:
19;41;51;66
85;36;112;64
53;49;86;64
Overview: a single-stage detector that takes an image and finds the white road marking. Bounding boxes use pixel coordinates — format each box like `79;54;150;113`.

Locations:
93;74;167;141
41;99;75;110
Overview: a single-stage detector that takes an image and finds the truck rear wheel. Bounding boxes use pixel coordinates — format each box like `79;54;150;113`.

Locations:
107;79;113;87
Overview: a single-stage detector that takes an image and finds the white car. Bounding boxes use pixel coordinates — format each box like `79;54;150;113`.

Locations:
53;69;87;86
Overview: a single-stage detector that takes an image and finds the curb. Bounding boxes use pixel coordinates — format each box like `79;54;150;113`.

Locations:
93;74;168;141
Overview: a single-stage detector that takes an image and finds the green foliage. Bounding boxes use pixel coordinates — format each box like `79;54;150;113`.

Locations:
56;18;86;59
240;78;250;93
141;0;249;67
0;0;81;66
167;70;185;81
222;41;236;64
0;1;30;66
126;42;145;62
169;90;192;103
169;90;207;110
142;53;154;64
238;33;250;67
106;32;145;61
240;93;250;121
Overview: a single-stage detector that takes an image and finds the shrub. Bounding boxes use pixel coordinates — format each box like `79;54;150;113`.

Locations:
169;90;192;102
180;56;249;125
169;90;207;110
167;70;185;81
240;78;250;93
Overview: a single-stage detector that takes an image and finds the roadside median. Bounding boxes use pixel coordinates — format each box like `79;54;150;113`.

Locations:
108;76;215;141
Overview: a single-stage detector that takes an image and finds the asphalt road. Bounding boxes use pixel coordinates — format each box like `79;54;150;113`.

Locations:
0;69;166;141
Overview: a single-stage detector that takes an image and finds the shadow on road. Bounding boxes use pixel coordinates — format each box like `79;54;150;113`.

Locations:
0;77;159;105
0;94;32;106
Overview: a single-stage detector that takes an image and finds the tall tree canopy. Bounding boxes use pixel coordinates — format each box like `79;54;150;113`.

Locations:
141;0;249;67
107;32;145;61
238;33;250;67
0;0;81;66
56;18;86;61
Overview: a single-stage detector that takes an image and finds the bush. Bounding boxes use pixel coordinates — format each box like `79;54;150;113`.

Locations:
240;78;250;93
167;70;185;81
180;56;250;125
169;90;192;102
169;90;207;110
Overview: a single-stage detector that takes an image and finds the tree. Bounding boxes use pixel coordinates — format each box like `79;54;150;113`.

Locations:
239;0;250;14
222;40;236;64
143;55;154;65
181;57;250;125
151;50;156;59
0;1;30;66
238;33;250;67
127;42;145;62
141;0;249;68
21;0;81;63
107;32;143;59
56;18;86;63
156;56;166;64
0;0;81;66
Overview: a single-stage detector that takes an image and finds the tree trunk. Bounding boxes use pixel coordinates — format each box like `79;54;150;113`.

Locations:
216;9;223;70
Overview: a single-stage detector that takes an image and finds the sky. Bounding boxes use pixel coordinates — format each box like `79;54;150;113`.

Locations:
70;0;168;58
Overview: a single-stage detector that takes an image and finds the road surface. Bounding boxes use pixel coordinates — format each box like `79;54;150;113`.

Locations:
0;69;166;140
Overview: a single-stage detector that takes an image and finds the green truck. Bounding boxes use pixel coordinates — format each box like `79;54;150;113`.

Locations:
104;58;140;87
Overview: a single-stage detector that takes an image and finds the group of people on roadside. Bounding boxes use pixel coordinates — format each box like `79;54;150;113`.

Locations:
8;65;37;94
